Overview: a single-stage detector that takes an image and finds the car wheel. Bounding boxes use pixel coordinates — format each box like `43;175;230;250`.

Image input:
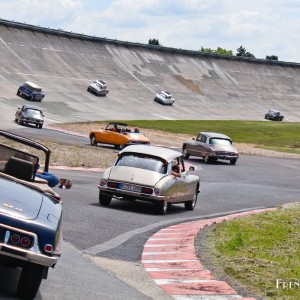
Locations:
90;134;97;146
17;263;46;299
15;118;18;123
116;144;125;150
156;200;168;215
230;159;237;165
204;156;211;163
17;89;20;95
182;147;190;159
185;186;198;211
99;191;112;206
31;95;35;101
39;124;43;129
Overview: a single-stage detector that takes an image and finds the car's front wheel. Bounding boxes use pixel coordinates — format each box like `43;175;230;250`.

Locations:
90;134;97;146
17;89;20;95
31;95;35;101
156;200;168;215
230;159;237;165
185;186;198;211
99;191;112;206
17;263;46;299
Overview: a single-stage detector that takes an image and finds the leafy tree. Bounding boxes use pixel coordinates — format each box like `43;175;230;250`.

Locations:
236;45;255;58
148;38;160;46
266;55;278;61
200;46;233;56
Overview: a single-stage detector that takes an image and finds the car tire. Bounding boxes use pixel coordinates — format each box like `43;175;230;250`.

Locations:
17;263;46;299
15;118;18;123
90;134;97;146
185;186;198;211
31;95;35;101
156;200;168;215
204;156;211;163
230;159;237;165
17;89;20;95
182;147;190;159
39;124;43;129
99;191;112;206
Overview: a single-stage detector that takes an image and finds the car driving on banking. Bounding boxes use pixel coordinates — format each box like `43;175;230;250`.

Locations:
17;81;45;101
154;91;175;105
90;122;150;149
265;109;284;121
182;132;239;165
87;80;109;96
0;130;64;299
98;145;200;215
15;104;45;129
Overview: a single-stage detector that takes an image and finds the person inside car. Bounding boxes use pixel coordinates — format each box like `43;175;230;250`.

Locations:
171;159;181;177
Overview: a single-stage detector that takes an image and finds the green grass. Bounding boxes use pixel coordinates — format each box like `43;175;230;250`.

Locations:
207;204;300;299
100;120;300;154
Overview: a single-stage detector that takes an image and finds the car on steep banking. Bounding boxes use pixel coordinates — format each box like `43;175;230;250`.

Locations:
17;81;45;101
98;145;200;215
87;80;109;96
265;109;284;121
182;132;239;165
15;104;44;129
154;91;175;105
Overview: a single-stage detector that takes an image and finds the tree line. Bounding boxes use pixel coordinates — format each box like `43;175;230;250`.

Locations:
148;39;278;61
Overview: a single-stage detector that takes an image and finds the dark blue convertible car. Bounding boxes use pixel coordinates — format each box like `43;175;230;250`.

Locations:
0;130;64;299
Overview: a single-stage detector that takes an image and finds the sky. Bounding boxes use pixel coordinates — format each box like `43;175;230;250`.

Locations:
0;0;299;63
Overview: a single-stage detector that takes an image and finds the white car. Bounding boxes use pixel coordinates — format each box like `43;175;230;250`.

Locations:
87;80;109;96
154;91;175;105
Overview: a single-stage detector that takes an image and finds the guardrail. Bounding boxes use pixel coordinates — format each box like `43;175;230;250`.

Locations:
1;18;299;68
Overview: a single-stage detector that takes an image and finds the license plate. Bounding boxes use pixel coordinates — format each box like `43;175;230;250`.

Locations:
121;183;141;192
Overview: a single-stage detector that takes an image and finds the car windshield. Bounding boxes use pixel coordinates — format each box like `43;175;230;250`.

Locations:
116;154;167;173
25;109;42;118
209;138;232;146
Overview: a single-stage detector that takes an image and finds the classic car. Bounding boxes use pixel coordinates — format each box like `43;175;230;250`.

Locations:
98;145;200;215
154;91;175;105
265;109;284;121
17;81;45;101
89;122;150;149
182;132;239;165
15;104;44;129
0;130;66;299
87;80;109;96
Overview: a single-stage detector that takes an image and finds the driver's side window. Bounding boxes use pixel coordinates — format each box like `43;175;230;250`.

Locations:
198;135;207;143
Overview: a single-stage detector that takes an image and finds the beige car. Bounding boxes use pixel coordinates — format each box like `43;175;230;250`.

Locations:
98;145;200;215
182;132;239;165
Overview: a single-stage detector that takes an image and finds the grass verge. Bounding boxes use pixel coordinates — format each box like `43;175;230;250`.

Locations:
58;120;300;154
205;204;300;299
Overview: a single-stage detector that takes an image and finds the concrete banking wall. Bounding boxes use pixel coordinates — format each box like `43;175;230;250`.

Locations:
0;20;299;128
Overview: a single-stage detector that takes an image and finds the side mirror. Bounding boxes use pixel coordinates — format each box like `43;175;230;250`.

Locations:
58;178;72;189
189;166;195;171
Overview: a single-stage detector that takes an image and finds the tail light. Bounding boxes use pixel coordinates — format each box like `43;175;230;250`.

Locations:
142;187;153;194
107;181;118;188
8;232;33;249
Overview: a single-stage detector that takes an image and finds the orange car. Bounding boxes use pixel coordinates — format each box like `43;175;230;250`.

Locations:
89;122;150;149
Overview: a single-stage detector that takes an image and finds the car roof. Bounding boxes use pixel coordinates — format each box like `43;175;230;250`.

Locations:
120;145;181;161
200;132;232;140
22;104;43;111
24;81;42;89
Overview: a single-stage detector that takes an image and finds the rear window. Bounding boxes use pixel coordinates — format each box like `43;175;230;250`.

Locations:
116;154;167;173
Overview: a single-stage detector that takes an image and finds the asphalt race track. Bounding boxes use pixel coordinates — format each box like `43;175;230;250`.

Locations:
0;20;300;299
